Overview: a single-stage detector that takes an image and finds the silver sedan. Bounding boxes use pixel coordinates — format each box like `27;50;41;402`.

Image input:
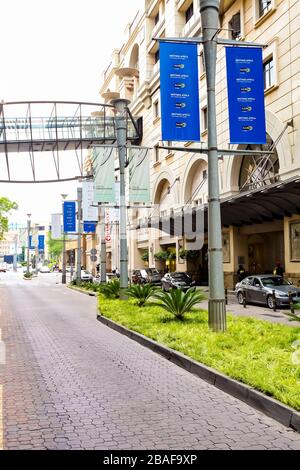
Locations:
235;275;300;309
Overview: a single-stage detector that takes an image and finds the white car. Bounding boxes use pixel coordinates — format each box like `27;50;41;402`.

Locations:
39;265;51;273
73;270;93;282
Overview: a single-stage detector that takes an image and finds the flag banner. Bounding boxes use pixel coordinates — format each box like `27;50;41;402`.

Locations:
159;41;200;142
93;146;116;203
226;47;266;144
128;147;151;203
82;181;98;222
83;221;97;233
51;213;62;240
63;201;76;233
29;235;35;250
38;235;45;251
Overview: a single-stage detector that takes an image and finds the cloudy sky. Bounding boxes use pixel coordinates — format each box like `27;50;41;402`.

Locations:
0;0;142;226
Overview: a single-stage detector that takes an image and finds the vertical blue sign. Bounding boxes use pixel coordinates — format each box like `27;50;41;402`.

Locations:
38;235;45;251
29;235;35;249
226;47;266;144
83;221;97;233
159;41;200;142
63;201;76;233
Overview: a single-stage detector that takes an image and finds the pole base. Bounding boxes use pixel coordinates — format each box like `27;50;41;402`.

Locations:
62;275;66;285
208;299;226;332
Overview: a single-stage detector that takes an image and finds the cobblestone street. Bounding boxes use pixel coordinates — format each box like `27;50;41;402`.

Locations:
0;272;300;450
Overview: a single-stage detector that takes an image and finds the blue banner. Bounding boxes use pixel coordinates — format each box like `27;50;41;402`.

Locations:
83;221;97;233
159;41;200;142
38;235;45;251
226;47;266;144
63;201;76;233
29;235;35;250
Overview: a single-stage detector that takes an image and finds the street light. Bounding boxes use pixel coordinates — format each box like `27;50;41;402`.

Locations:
61;194;68;284
26;213;31;276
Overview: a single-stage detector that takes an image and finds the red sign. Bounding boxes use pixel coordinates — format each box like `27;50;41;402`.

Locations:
105;235;111;242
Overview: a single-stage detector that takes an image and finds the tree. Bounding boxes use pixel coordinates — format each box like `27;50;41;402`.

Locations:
47;231;63;262
0;197;18;240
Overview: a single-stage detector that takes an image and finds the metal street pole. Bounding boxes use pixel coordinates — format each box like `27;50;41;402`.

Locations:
200;0;226;331
61;194;68;284
100;207;107;283
26;213;31;275
76;187;83;285
111;99;130;299
35;227;39;275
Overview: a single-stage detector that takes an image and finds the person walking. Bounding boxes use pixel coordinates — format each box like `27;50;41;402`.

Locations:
237;264;246;282
273;261;284;277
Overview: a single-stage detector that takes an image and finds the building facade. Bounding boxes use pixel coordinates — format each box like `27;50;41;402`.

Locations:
97;0;300;288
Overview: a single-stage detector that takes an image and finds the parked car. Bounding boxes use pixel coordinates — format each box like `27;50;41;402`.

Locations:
161;272;196;292
235;275;300;309
131;268;163;285
39;265;51;273
73;270;93;282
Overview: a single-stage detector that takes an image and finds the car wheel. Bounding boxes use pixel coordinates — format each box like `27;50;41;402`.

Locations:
267;295;276;309
237;292;244;305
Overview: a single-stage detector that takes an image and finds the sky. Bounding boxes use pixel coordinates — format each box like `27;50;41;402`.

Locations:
0;0;142;226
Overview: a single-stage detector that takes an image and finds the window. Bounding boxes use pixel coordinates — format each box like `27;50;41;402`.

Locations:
200;51;205;75
154;12;159;25
154;144;160;163
185;3;194;23
259;0;271;18
154;49;160;64
229;12;241;40
153;100;159;118
202;107;208;131
264;57;274;89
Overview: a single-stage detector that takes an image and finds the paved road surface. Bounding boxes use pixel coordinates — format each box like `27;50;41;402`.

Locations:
0;271;300;450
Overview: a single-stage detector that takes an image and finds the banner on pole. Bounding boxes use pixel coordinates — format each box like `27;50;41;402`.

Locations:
38;235;45;251
159;41;200;142
63;201;76;233
29;235;35;250
128;147;151;203
51;213;62;240
226;47;266;144
82;181;98;222
93;146;116;203
83;221;97;233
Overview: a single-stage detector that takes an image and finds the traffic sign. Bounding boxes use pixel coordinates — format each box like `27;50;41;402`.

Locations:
105;235;111;242
90;255;97;262
90;248;97;255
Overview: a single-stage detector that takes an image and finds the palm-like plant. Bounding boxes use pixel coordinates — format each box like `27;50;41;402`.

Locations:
285;303;300;322
126;284;158;307
99;279;120;299
153;287;205;320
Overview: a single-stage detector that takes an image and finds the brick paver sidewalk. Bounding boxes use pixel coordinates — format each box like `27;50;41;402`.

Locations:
0;279;300;450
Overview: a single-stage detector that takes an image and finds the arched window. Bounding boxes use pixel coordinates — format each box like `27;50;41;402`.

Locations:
239;134;279;192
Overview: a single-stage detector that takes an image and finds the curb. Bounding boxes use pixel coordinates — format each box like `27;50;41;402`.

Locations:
97;314;300;434
67;286;96;297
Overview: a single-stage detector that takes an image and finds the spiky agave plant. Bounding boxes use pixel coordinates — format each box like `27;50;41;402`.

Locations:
98;279;120;299
126;283;159;307
153;287;205;320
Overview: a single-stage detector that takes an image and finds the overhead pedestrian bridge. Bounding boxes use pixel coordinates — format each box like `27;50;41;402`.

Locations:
0;101;142;182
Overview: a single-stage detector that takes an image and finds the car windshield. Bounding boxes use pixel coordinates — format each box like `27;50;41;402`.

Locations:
261;277;291;287
172;273;189;280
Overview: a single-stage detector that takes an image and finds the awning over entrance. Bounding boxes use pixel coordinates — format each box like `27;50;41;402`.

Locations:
220;176;300;228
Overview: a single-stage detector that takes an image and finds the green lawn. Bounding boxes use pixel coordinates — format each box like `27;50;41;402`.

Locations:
98;295;300;410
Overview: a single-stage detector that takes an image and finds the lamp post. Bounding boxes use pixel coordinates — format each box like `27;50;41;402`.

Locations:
200;0;226;331
61;194;68;284
26;213;31;275
111;98;130;299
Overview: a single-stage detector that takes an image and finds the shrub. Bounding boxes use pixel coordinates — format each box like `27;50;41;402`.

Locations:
179;249;200;260
99;279;120;299
141;250;149;262
154;251;169;261
126;284;159;307
23;272;33;279
153;287;205;320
